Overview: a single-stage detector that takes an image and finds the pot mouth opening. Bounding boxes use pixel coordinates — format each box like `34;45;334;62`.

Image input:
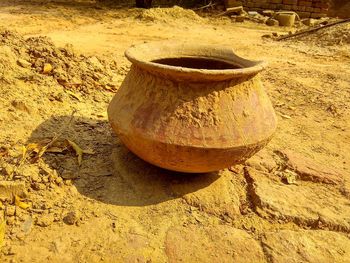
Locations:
125;42;267;81
151;56;242;70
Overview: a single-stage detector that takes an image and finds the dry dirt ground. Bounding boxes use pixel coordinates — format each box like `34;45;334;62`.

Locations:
0;1;350;262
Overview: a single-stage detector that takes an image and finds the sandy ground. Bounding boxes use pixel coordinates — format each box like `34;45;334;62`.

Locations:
0;1;350;262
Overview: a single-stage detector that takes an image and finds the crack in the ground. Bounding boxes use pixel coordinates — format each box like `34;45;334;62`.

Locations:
259;238;274;263
243;167;350;234
243;166;264;214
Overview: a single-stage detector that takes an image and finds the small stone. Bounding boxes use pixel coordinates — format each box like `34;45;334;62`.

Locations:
55;176;64;186
36;214;54;227
17;59;31;68
6;216;15;226
87;56;103;71
31;173;41;183
42;176;49;183
42;63;53;74
21;216;33;234
11;100;30;113
63;211;78;225
31;182;46;191
64;180;72;186
52;92;65;102
19;165;39;178
6;206;16;217
3;246;16;255
0;163;14;176
302;18;316;26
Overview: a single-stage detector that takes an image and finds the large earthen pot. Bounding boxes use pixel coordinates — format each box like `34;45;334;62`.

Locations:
108;42;277;173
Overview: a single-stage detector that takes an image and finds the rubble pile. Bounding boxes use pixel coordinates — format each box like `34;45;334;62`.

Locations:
225;0;329;18
0;30;118;93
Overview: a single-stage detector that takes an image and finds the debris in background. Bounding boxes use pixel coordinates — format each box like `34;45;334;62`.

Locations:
137;6;203;23
216;6;244;17
273;11;299;27
0;30;118;93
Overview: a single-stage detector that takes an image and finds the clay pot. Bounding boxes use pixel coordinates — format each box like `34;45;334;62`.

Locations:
108;42;277;173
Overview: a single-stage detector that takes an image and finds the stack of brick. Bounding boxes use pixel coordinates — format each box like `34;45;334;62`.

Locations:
225;0;330;18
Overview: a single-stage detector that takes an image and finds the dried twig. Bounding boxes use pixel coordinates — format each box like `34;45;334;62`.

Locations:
33;109;77;161
193;1;216;11
277;18;350;41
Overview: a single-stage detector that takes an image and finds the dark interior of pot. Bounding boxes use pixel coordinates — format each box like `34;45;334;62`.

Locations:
151;57;242;70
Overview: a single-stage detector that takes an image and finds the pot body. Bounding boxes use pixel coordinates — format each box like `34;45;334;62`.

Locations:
108;43;277;173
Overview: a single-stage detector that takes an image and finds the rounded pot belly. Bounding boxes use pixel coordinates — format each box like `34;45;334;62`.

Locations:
108;65;277;173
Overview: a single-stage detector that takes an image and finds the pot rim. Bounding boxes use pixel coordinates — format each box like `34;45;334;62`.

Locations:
125;41;268;81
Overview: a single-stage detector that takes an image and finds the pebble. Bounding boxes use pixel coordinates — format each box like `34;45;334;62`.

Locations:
36;214;54;227
55;176;64;186
21;216;33;234
17;58;31;68
31;182;46;191
31;173;41;183
64;180;72;186
11;100;30;113
63;211;78;225
43;63;53;74
6;206;16;217
7;216;16;226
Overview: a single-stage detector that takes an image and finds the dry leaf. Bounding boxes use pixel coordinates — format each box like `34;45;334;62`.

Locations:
22;145;27;159
15;195;30;210
26;143;41;154
67;140;94;166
